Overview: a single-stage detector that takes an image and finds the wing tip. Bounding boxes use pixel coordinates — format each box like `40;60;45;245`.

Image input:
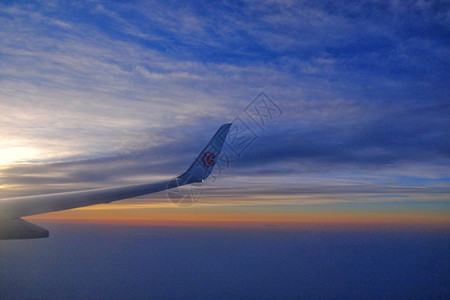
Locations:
178;123;232;183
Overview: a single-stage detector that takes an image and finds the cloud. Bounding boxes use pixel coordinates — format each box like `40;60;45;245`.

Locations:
0;0;448;206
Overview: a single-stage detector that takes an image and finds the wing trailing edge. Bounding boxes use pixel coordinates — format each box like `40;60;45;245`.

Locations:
0;219;49;240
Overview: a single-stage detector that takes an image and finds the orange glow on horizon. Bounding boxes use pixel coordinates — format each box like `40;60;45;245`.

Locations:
26;202;450;229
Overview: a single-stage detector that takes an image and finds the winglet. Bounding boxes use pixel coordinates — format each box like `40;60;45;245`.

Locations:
177;123;231;184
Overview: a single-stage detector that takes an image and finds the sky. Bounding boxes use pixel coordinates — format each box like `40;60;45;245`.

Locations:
0;0;449;226
0;0;449;298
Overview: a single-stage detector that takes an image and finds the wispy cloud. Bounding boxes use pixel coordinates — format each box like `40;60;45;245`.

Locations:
0;0;448;210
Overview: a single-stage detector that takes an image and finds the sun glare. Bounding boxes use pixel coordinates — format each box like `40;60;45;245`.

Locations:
0;147;40;165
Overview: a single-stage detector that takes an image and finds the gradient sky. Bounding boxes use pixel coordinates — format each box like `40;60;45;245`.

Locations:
1;1;450;299
0;0;449;226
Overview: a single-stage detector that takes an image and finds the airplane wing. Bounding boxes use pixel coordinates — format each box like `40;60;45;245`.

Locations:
0;123;232;239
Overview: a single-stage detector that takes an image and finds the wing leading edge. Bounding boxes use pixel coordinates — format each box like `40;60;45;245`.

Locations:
0;123;231;239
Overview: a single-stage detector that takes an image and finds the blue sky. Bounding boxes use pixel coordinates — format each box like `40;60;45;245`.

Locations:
0;0;449;218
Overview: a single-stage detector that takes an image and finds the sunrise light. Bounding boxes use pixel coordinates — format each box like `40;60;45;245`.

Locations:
0;147;40;165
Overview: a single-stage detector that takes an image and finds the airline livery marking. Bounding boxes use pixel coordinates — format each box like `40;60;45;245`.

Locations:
201;151;215;167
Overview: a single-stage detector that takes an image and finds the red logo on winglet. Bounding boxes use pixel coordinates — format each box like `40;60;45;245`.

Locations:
201;152;215;167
